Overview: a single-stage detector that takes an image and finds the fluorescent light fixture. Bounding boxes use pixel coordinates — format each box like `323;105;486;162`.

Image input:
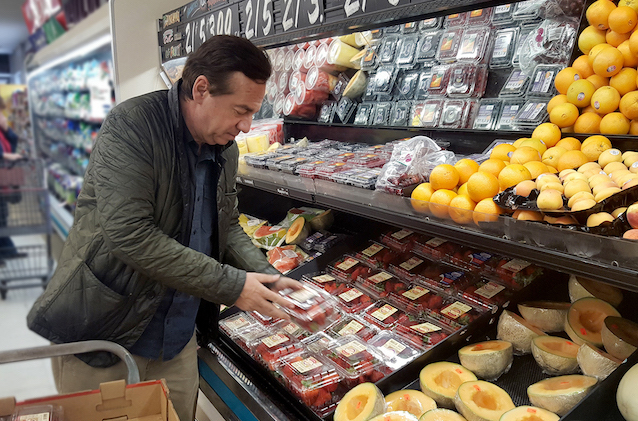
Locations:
28;33;112;79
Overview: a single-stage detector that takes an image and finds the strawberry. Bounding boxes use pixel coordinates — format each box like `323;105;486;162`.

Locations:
370;370;385;382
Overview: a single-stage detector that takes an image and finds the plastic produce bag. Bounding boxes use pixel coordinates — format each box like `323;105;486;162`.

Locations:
518;19;577;75
375;136;440;193
239;213;267;237
422;150;457;180
267;245;308;273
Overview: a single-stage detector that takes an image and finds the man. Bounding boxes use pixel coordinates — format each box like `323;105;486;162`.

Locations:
28;35;299;421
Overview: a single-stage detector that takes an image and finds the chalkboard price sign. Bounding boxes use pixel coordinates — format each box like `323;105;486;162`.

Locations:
339;0;408;18
183;4;241;54
243;0;275;40
278;0;324;32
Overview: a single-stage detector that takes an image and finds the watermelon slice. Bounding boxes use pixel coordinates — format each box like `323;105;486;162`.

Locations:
253;225;287;249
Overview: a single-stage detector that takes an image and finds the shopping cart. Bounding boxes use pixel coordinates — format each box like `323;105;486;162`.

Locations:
0;158;54;299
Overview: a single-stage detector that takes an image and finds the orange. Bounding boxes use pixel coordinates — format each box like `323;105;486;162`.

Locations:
542;146;568;169
573;112;602;133
449;195;476;225
590;85;621;114
429;189;457;219
600;112;631;134
587;0;617;30
582;105;598;113
410;182;435;213
620;0;638;13
499;164;533;190
630;120;638;134
566;79;596;107
473;198;503;225
549;102;579;127
490;143;516;162
556;137;582;151
579;26;609;54
458;182;469;196
572;55;595;79
557;150;590;171
520;138;548;155
532;123;562;147
454;158;480;185
429;164;460;190
581;135;613;161
588;43;613;67
608;6;638;33
478;159;507;178
610;67;638;96
555;67;582;94
514;210;544;221
586;74;610;89
547;95;569;114
510;146;542;165
466;171;500;203
630;29;638;55
524;161;550;180
512;138;529;148
606;29;631;46
619;90;638;119
592;46;624;77
617;40;638;67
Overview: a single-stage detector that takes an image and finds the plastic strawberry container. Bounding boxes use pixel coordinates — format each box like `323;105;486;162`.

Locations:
250;310;282;327
388;253;429;281
445;247;502;275
437;29;463;63
302;271;343;294
327;255;372;283
219;312;260;338
367;331;421;370
321;336;391;388
393;314;453;349
276;319;314;341
327;315;378;342
251;330;304;371
277;351;344;417
430;297;487;328
348;154;386;168
389;282;444;316
356;269;409;300
379;228;420;253
494;257;544;290
233;325;274;357
458;278;514;310
354;241;402;269
302;331;335;353
416;261;475;295
296;160;329;179
332;283;375;314
362;300;406;330
315;162;351;181
413;236;463;260
277;283;340;333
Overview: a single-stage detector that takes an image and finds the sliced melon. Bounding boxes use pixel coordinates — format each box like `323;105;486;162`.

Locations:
568;275;623;307
334;382;387;421
564;297;621;347
419;408;467;421
496;310;546;355
420;362;478;409
517;301;571;333
454;381;515;421
285;217;311;245
617;362;638;421
602;316;638;360
343;70;368;99
309;209;334;231
369;412;419;421
577;343;622;381
458;340;513;381
531;336;580;375
499;406;559;421
527;375;597;416
385;390;437;418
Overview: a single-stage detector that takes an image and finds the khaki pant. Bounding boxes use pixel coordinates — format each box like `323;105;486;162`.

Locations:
51;334;199;421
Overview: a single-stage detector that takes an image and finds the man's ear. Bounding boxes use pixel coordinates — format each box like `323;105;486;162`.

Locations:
192;75;209;104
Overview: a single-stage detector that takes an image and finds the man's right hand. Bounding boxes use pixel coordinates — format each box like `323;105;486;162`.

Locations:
2;152;23;161
234;272;301;320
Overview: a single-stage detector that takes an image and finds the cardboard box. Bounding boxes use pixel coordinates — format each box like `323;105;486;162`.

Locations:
0;380;179;421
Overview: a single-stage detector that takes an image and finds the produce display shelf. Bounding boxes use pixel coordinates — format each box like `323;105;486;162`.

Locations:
48;193;73;240
237;165;638;292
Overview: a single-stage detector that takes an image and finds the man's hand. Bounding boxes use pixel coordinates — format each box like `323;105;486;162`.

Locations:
234;273;303;320
0;113;8;132
2;152;22;161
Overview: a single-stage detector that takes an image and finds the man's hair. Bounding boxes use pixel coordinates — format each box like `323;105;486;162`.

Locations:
180;35;272;99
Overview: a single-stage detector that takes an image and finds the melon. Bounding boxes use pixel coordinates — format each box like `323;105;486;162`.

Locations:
496;310;546;355
531;336;580;375
564;297;621;347
309;209;334;231
420;362;478;409
577;343;622;381
499;406;559;421
385;390;437;418
602;316;638;360
369;412;419;421
457;340;513;381
517;301;571;333
285;217;311;245
617;362;638;421
253;225;287;248
343;70;368;99
334;382;386;421
454;381;515;421
568;275;623;307
527;375;597;416
419;409;467;421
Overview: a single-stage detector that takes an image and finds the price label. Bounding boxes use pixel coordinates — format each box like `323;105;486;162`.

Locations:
277;0;324;33
243;0;274;40
183;5;241;55
339;0;409;18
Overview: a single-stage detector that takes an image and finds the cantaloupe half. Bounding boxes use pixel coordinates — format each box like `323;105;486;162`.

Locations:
285;217;311;245
568;275;623;308
527;375;597;416
577;343;622;381
334;382;387;421
420;362;478;409
602;316;638;360
517;301;571;333
497;310;546;355
617;362;638;421
385;390;437;418
499;406;559;421
564;297;621;347
418;408;467;421
457;340;513;381
309;209;334;231
531;336;580;375
369;412;419;421
454;381;515;421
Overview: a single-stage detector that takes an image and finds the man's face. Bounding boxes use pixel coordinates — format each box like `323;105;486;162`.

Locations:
189;72;266;146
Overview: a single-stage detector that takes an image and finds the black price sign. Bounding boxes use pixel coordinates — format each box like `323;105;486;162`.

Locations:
277;0;323;32
339;0;408;18
242;0;275;40
183;4;241;54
